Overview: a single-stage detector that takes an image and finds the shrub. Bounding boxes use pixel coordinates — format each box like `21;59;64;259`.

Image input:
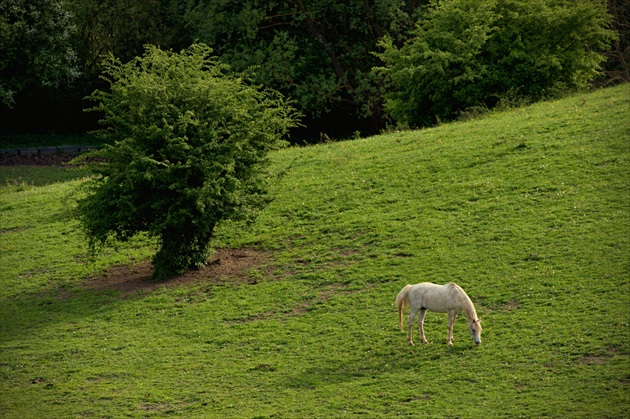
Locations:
377;0;616;127
75;44;299;280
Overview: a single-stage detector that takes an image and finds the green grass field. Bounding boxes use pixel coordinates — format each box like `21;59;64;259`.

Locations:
1;84;629;417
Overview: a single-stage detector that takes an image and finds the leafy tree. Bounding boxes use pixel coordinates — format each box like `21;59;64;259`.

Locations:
377;0;616;128
376;0;496;127
0;0;79;107
602;0;629;83
184;0;428;137
75;44;299;280
65;0;191;78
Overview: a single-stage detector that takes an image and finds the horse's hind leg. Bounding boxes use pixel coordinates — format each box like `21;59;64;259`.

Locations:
407;308;418;346
418;308;429;344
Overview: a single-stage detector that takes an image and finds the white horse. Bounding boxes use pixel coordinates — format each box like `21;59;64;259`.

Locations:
395;282;482;346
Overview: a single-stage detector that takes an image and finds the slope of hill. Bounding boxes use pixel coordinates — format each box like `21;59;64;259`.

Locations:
1;84;628;417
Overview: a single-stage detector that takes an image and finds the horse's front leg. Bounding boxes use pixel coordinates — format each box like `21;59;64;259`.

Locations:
418;308;429;344
446;312;456;346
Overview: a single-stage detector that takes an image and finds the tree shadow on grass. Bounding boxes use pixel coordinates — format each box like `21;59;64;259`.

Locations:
0;248;272;344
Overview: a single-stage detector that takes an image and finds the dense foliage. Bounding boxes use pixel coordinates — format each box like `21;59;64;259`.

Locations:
66;0;190;75
0;0;624;137
377;0;617;127
603;0;630;83
183;0;425;135
0;0;79;107
75;44;298;279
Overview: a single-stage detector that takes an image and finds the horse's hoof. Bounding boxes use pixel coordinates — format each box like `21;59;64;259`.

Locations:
408;341;415;346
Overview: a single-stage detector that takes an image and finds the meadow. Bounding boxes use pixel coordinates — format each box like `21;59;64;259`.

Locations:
1;84;629;417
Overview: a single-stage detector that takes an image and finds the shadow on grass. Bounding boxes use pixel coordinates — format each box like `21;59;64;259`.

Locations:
0;248;272;344
0;286;116;345
277;334;481;394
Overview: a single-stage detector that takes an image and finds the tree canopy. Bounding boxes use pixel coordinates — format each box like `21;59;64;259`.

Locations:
376;0;616;127
0;0;79;107
0;0;623;137
184;0;425;135
75;44;299;279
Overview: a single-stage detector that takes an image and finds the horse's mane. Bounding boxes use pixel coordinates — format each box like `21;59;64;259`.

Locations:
449;283;478;321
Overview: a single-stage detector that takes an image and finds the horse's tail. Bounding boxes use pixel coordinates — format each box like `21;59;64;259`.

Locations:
395;285;412;331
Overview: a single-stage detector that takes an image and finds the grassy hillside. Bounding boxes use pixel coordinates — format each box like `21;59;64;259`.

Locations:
1;84;629;417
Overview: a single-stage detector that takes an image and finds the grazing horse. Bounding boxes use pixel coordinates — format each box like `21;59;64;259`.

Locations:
395;282;482;346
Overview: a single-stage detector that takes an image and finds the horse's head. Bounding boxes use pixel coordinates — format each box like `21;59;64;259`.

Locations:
468;318;482;345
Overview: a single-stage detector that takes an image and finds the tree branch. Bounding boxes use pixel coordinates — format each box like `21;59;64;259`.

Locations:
291;0;350;89
362;0;384;39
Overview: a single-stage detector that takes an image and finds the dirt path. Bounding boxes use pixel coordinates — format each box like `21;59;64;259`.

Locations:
85;248;272;298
